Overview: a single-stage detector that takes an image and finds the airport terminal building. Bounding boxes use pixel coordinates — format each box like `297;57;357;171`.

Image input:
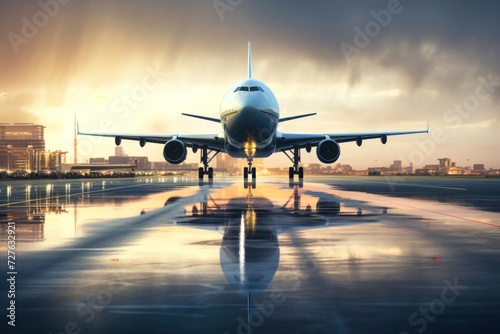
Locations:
0;123;68;171
0;123;46;170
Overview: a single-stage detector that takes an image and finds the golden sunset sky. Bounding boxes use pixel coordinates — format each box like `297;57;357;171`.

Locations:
1;0;499;168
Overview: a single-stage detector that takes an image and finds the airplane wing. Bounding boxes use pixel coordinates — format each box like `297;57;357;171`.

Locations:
78;124;225;151
276;127;428;151
279;113;317;122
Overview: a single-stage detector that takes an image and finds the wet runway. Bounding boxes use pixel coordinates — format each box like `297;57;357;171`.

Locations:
1;176;499;334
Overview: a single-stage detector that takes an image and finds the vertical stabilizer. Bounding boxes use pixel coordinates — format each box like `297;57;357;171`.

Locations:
248;42;252;78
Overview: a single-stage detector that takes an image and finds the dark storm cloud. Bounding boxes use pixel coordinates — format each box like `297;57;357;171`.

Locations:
237;0;500;90
1;0;499;93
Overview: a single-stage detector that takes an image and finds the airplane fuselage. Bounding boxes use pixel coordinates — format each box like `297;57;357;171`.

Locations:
220;78;279;159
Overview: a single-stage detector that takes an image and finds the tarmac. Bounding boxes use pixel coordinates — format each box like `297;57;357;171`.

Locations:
1;176;499;334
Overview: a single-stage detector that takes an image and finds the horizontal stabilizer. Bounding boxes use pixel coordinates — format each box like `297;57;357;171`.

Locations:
182;113;221;123
279;113;317;122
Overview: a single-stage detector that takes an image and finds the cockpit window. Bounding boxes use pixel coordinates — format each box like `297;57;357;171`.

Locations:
233;86;263;92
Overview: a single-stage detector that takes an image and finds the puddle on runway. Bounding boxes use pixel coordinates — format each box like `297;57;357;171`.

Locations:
0;177;198;249
4;178;500;334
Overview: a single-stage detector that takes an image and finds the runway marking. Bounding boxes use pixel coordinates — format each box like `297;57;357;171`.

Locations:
0;183;153;207
400;204;500;228
333;189;500;228
338;178;467;191
392;183;467;191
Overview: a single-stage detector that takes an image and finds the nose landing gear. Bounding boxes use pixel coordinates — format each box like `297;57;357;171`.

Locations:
243;160;256;180
243;140;257;180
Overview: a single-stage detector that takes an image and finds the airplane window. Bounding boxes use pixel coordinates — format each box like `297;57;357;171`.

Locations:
258;87;264;92
240;87;249;91
250;86;260;91
234;87;240;92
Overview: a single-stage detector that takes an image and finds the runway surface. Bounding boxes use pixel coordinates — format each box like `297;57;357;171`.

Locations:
1;176;499;334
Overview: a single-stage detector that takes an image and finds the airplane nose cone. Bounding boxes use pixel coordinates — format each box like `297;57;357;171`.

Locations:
233;105;263;133
239;105;261;118
225;106;270;148
222;91;278;150
238;93;260;110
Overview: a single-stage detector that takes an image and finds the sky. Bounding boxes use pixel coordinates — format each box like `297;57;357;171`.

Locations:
1;0;499;169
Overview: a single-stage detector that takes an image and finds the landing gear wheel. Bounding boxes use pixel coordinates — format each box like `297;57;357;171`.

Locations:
298;167;304;179
251;167;256;179
208;167;213;179
243;167;249;179
289;167;294;179
198;167;204;179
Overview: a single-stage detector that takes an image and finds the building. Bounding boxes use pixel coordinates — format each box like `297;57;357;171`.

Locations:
104;147;150;170
0;123;45;170
27;150;67;171
150;161;198;171
473;164;485;172
415;158;463;175
308;163;322;174
109;155;150;170
368;167;389;175
216;153;231;171
89;157;107;164
330;163;353;175
438;158;452;168
115;146;125;157
389;160;402;172
405;162;414;174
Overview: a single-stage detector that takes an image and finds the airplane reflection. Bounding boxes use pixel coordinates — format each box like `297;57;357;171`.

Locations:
171;183;383;300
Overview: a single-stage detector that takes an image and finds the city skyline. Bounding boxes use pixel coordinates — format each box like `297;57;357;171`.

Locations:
1;121;495;176
1;1;499;169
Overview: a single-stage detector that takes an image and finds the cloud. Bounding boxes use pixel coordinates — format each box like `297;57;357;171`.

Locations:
0;93;39;123
0;0;499;167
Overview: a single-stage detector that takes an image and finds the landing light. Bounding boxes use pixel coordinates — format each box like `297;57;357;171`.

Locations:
244;140;256;158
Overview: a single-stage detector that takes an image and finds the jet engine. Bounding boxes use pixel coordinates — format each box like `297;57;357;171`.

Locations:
163;139;187;164
316;139;340;164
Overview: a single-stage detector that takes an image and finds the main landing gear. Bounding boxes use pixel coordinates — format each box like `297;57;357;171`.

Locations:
283;146;304;180
198;145;219;179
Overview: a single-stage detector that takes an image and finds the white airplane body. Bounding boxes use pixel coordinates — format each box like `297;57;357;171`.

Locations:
79;42;427;179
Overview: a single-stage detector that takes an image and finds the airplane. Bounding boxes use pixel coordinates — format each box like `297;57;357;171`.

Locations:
78;42;428;180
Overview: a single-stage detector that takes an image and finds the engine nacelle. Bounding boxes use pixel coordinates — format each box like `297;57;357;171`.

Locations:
316;139;340;164
163;139;187;164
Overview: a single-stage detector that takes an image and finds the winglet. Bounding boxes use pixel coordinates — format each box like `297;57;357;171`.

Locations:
77;121;80;134
248;42;252;78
